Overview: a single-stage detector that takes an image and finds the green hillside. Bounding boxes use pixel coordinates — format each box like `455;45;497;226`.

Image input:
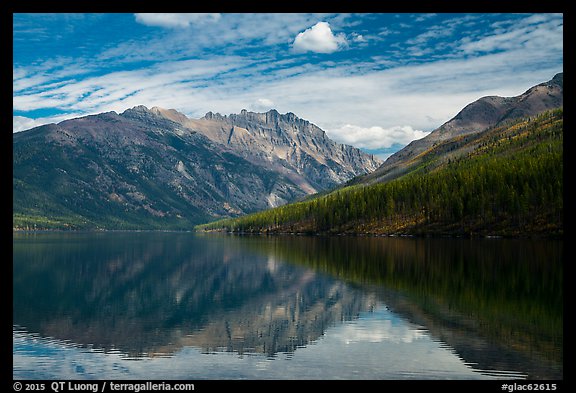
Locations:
197;109;563;237
12;125;212;230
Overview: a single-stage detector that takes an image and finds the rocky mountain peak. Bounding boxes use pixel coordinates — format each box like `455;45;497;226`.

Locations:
264;109;280;124
148;107;381;193
549;72;563;87
122;105;151;116
149;106;190;124
14;104;382;229
120;105;157;123
203;111;227;121
363;73;563;185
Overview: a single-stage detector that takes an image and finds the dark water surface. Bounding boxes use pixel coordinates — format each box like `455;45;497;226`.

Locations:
13;232;562;380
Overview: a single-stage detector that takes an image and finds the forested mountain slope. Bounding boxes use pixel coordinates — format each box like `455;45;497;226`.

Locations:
355;73;563;186
198;109;563;237
13;106;379;230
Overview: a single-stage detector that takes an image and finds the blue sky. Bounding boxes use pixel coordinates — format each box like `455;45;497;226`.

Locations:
13;13;563;159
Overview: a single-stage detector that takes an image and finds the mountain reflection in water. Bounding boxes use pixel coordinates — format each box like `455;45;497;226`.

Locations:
13;232;562;380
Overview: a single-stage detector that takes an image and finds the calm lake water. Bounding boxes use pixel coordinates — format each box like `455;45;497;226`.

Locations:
13;232;562;380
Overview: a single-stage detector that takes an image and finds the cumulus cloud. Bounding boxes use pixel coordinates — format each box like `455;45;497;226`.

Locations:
134;13;221;29
249;98;275;112
292;22;347;54
328;124;430;150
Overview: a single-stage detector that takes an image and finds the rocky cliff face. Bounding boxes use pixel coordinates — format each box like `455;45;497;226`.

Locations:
13;106;381;229
151;107;381;193
361;73;563;184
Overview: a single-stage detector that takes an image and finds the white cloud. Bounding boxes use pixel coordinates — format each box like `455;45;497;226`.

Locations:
459;13;562;54
249;98;275;112
12;56;249;116
12;48;561;142
134;13;221;29
328;124;430;149
13;114;79;133
330;314;427;345
292;22;347;54
13;116;43;133
12;45;561;142
12;13;562;152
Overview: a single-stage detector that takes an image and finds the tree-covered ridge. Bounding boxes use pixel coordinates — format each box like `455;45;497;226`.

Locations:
197;109;563;237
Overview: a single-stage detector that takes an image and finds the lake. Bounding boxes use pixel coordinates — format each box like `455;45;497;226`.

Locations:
13;232;562;380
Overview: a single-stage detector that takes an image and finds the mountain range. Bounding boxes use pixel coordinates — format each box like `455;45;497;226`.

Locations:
200;73;563;236
13;73;562;232
13;106;380;229
356;72;563;186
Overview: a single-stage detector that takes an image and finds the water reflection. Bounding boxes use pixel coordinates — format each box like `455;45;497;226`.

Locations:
13;233;377;359
251;236;563;379
13;232;562;379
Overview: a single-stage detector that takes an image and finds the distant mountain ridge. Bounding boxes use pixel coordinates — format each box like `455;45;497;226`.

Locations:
360;73;563;185
150;107;381;192
200;108;563;237
13;106;380;230
199;74;563;237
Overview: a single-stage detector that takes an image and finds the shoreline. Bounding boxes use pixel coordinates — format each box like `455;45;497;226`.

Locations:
13;227;562;240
